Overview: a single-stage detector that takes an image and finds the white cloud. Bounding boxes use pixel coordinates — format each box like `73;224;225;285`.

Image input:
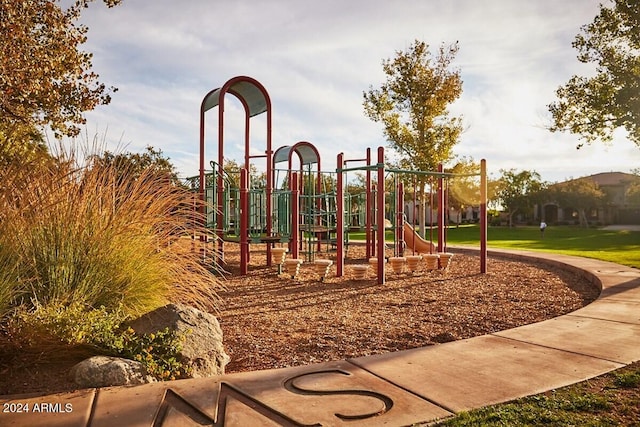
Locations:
72;0;639;183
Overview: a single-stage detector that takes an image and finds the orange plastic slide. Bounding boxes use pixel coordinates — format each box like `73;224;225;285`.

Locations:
403;223;436;254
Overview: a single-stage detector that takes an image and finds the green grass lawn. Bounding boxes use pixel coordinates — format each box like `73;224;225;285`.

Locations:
446;224;640;268
350;224;640;268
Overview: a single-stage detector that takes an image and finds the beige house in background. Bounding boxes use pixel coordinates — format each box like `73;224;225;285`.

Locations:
536;172;640;225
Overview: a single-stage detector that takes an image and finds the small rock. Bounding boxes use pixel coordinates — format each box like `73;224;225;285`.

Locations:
70;356;156;388
127;303;230;378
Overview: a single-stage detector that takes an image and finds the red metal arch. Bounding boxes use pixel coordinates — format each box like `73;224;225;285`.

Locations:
198;76;273;267
199;75;273;200
287;141;322;219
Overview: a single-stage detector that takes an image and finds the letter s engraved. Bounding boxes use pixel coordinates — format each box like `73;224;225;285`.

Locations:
283;369;394;421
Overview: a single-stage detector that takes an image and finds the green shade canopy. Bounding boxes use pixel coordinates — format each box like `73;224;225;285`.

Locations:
202;79;268;117
273;143;319;166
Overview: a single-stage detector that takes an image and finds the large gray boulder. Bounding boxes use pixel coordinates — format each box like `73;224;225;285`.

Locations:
127;303;230;378
70;356;156;388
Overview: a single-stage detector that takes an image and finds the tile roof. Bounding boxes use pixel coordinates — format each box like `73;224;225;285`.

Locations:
561;172;640;187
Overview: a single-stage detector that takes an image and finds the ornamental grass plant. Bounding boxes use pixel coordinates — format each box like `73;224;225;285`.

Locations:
0;144;222;321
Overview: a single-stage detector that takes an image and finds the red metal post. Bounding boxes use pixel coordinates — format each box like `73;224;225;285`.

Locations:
396;181;404;256
265;103;273;266
437;163;445;253
291;171;300;260
316;157;322;254
239;168;249;275
298;171;304;254
412;175;417;254
376;147;386;285
444;179;449;252
371;183;377;258
365;148;372;259
429;176;434;253
336;153;344;277
216;92;226;260
241;102;251;270
480;159;488;273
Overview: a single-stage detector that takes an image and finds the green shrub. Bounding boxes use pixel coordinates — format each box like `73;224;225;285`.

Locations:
0;145;222;317
7;303;192;380
613;370;640;389
120;326;192;380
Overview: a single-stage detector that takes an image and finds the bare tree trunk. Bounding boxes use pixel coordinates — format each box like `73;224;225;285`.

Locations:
580;209;589;228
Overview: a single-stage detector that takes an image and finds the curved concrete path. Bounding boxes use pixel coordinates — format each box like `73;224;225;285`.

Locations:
1;249;639;426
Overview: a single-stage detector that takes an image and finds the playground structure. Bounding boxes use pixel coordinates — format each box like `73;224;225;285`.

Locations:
196;76;487;284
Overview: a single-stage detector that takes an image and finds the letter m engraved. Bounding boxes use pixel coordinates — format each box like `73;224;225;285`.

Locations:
152;383;319;427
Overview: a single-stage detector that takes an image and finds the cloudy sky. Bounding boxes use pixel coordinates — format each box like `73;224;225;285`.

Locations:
72;0;639;183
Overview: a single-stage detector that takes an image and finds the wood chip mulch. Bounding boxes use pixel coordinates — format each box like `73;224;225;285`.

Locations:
217;243;600;374
0;242;600;397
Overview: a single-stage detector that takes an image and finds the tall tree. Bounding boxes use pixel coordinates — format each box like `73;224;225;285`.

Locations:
626;181;640;205
363;40;463;234
91;146;180;185
496;169;546;227
364;40;463;171
548;178;605;227
548;0;640;148
0;0;121;139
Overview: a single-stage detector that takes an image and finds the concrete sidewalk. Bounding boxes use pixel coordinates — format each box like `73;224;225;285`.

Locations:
1;249;639;426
